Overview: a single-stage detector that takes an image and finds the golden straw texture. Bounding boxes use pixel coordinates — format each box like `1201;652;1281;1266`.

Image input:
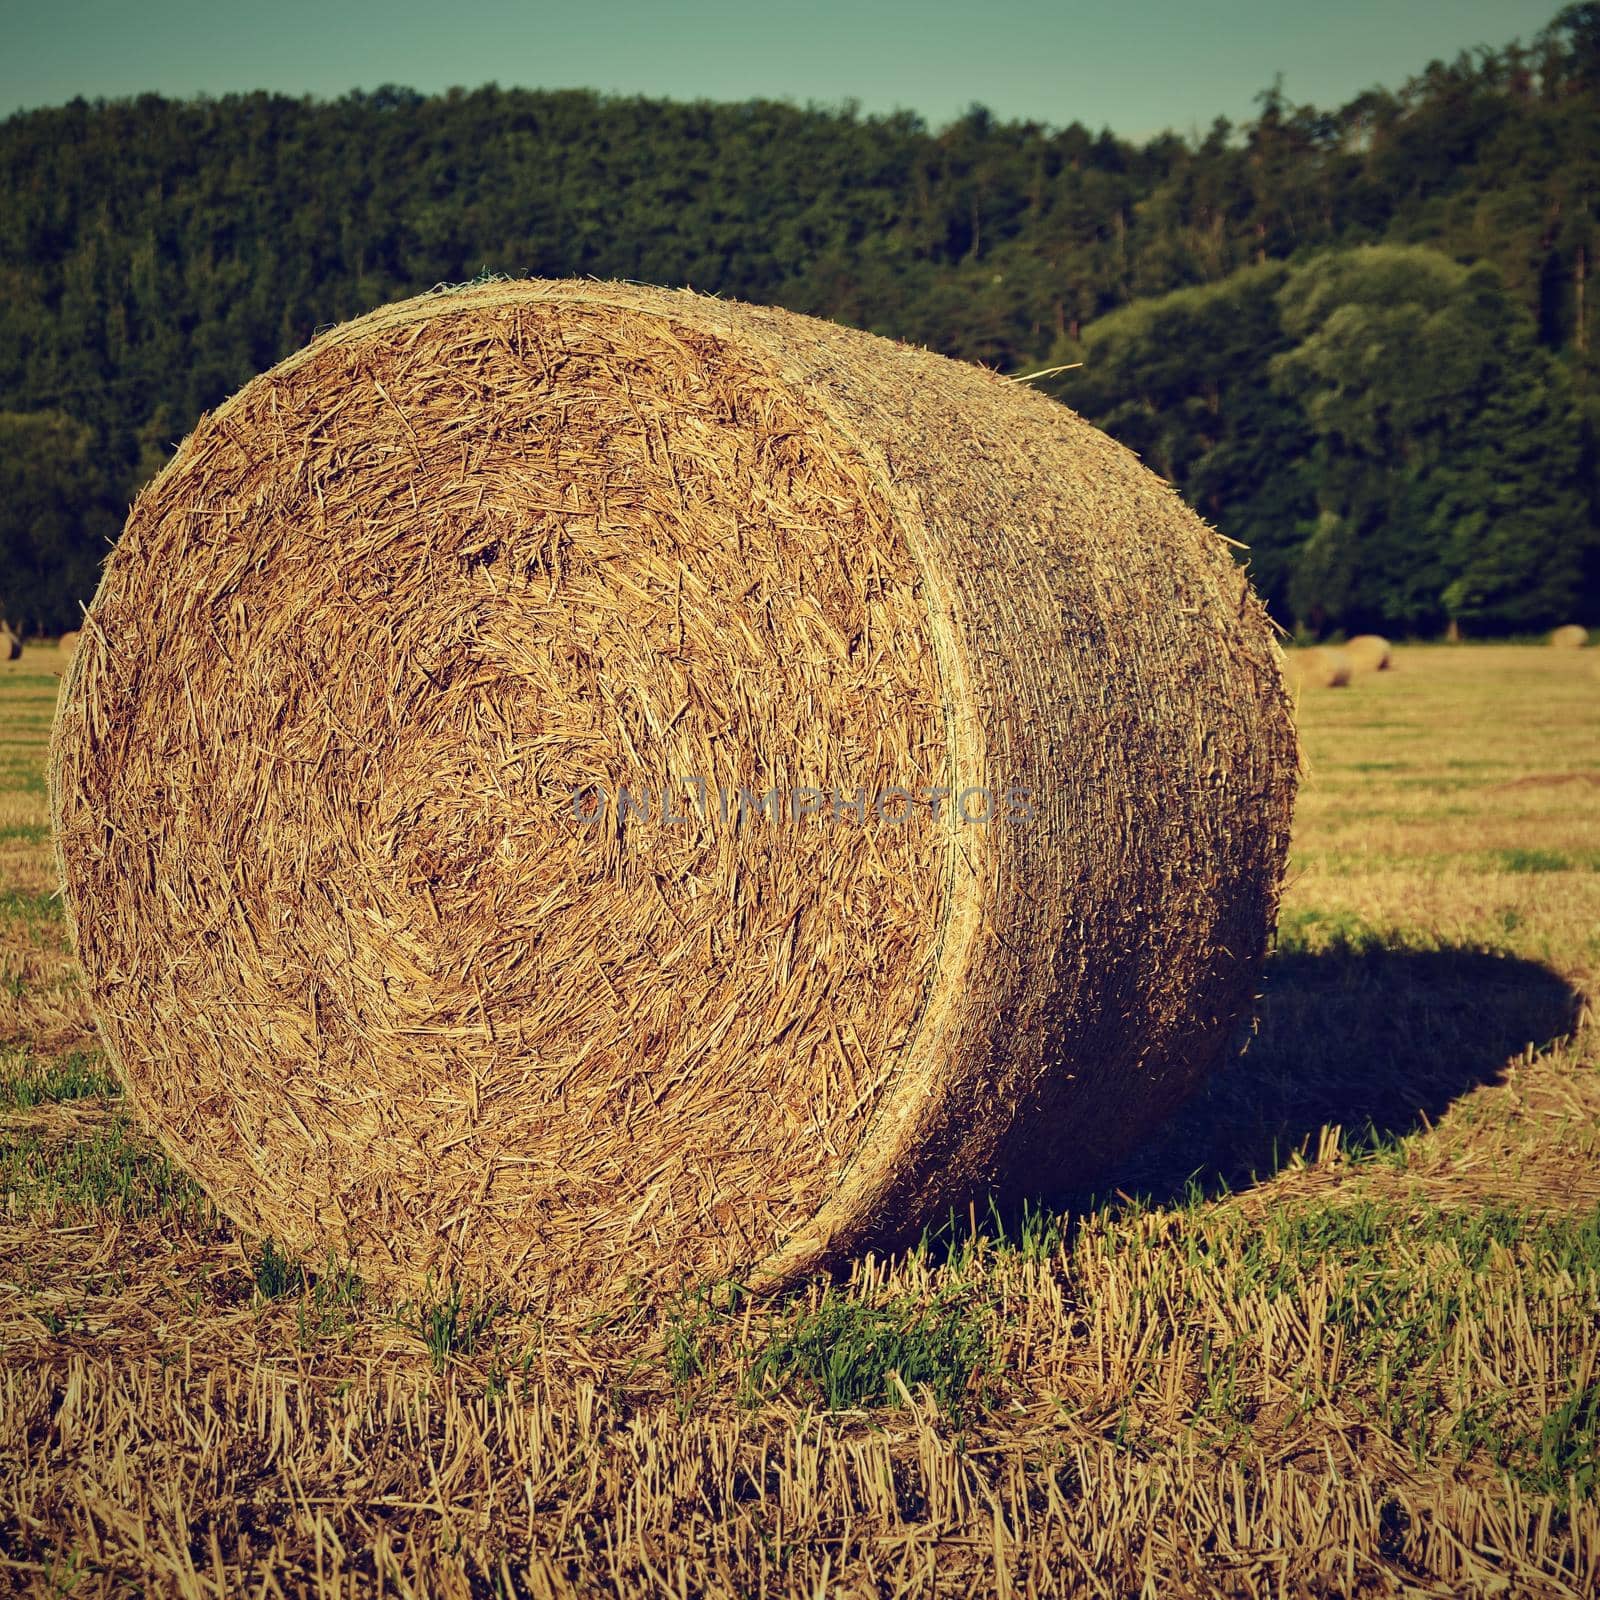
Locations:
1549;623;1589;648
50;281;1297;1307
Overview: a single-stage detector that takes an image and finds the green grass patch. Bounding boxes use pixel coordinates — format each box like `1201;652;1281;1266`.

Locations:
1266;1198;1535;1275
744;1286;991;1415
249;1236;367;1343
252;1236;302;1300
0;674;69;692
1274;906;1392;955
0;771;47;799
1387;775;1476;791
1518;1378;1600;1500
1496;848;1575;873
403;1281;501;1373
0;1048;119;1109
0;889;62;923
1222;1199;1600;1473
0;1116;217;1229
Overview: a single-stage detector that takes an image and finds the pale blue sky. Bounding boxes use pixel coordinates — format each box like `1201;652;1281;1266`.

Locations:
1;1;1565;137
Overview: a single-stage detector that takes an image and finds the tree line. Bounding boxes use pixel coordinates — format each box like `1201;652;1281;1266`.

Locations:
2;5;1597;634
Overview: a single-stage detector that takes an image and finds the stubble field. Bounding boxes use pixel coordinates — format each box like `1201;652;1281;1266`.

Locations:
1;642;1597;1597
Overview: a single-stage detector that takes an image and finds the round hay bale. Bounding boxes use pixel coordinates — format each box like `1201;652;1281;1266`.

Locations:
56;629;80;660
1345;634;1392;672
50;281;1297;1306
0;627;20;661
1549;623;1589;648
1286;646;1353;689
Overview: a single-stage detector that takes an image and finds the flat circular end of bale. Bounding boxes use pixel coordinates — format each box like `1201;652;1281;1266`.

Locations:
51;281;1297;1307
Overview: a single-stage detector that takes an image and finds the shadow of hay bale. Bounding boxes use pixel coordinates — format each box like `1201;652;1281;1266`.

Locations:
1089;940;1581;1209
752;938;1583;1273
914;940;1581;1255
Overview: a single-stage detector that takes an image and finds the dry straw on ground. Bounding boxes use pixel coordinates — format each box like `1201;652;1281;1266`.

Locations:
1345;634;1392;672
50;280;1297;1307
1287;646;1353;689
1549;623;1589;648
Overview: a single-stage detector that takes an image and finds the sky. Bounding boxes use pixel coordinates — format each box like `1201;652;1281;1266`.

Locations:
0;0;1567;139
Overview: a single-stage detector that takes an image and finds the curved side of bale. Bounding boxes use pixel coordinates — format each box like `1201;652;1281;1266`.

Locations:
1287;646;1353;690
1549;624;1589;648
1345;634;1392;672
51;281;1298;1305
1;628;21;662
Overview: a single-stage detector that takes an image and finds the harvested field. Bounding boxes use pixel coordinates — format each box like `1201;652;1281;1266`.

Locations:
1;643;1598;1597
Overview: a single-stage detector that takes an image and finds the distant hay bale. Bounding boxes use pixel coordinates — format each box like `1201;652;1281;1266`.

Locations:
1287;646;1353;689
50;280;1298;1307
57;630;80;658
1345;634;1392;672
1;627;20;662
1549;624;1589;648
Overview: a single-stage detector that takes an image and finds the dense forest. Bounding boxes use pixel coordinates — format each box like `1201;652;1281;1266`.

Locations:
2;5;1598;634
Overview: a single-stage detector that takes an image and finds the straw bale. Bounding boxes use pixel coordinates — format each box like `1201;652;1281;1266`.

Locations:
1549;624;1589;648
1345;634;1392;672
1;627;20;661
1287;646;1353;690
50;281;1298;1305
57;630;80;658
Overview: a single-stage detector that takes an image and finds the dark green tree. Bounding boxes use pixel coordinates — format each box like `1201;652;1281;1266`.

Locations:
1273;245;1587;631
0;410;112;634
